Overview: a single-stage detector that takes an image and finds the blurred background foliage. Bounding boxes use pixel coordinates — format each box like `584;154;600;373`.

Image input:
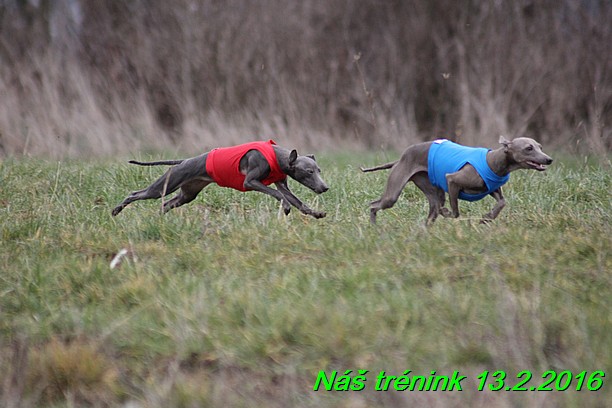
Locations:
0;0;610;157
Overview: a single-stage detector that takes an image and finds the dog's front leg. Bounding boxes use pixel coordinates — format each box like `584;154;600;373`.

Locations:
445;173;462;218
275;180;326;218
243;178;289;209
481;189;505;223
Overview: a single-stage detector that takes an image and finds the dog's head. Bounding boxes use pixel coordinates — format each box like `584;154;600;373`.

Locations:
287;150;329;194
499;136;553;171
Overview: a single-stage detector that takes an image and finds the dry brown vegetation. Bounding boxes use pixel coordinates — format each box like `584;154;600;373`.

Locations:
0;0;609;157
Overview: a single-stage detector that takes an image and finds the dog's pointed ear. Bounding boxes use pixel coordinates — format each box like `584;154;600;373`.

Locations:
289;150;298;166
499;135;512;152
307;154;316;161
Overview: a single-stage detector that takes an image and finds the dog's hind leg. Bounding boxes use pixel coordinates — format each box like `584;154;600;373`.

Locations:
162;180;211;213
112;155;210;216
112;189;150;216
112;168;186;216
369;160;419;224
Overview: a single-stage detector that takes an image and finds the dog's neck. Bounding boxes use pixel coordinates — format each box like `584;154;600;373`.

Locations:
272;146;294;175
486;147;521;177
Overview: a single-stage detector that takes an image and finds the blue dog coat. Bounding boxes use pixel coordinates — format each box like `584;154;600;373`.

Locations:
427;139;509;202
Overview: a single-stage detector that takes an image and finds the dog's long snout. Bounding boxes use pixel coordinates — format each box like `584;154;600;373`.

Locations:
545;157;553;165
311;181;329;194
313;176;329;194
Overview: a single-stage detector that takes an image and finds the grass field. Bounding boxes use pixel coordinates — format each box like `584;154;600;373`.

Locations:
0;152;610;407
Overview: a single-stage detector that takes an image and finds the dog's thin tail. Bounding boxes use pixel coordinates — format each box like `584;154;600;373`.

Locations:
360;161;397;173
128;159;184;166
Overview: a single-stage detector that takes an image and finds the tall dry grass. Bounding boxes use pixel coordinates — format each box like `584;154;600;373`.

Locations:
0;0;610;157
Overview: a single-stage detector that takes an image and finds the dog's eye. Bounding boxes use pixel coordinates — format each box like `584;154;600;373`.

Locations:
308;169;314;175
525;145;534;151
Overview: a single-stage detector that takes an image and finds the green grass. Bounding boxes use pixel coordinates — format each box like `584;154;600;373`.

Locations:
0;153;610;407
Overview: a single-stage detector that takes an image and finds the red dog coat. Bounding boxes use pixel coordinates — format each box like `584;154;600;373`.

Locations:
205;140;286;191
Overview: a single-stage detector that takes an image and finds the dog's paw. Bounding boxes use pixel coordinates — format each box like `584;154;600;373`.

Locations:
440;208;452;218
282;200;291;215
311;210;326;219
480;211;498;224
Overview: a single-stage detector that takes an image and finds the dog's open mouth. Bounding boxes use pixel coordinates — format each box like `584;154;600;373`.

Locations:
526;160;547;171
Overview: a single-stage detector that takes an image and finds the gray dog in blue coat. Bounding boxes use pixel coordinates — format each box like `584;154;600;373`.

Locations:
362;136;553;224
